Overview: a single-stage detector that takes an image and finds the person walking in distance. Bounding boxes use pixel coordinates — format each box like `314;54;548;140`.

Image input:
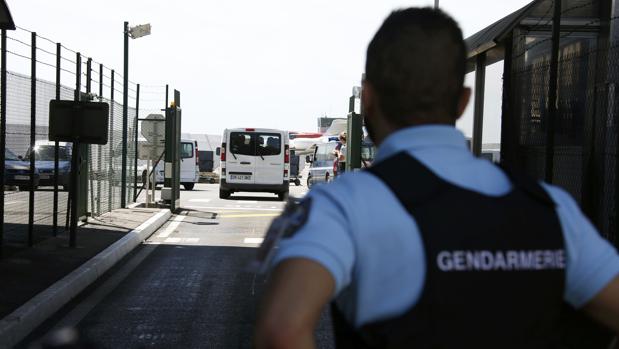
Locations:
255;7;619;349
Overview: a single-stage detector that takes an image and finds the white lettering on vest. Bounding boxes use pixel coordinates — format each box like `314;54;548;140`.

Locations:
436;250;566;272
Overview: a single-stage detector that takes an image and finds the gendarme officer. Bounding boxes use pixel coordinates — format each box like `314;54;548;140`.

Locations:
255;8;619;348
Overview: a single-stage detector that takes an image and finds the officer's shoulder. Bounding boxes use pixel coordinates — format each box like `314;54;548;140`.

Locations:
308;170;383;203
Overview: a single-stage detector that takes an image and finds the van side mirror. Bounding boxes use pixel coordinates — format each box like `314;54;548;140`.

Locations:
305;155;312;163
216;147;220;156
18;155;23;160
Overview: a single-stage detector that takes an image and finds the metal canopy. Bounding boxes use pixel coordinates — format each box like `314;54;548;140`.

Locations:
465;0;602;73
465;1;537;73
0;0;15;30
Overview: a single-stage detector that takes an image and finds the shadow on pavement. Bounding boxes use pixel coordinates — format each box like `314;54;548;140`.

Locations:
68;244;334;349
226;195;282;202
0;224;129;320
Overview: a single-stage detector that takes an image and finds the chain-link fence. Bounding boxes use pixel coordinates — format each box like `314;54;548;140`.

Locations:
0;27;164;253
505;0;618;245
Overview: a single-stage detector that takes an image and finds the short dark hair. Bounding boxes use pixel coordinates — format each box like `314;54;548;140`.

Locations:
365;8;466;125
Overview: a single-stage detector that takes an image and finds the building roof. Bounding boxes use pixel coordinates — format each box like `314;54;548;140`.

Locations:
181;133;222;152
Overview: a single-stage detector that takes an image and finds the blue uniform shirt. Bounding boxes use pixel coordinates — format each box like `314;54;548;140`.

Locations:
273;125;619;328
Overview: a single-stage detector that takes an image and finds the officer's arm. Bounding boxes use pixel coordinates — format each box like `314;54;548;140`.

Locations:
583;275;619;334
255;258;335;349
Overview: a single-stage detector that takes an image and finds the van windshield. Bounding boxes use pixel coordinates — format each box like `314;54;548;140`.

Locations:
313;142;337;167
5;149;19;161
230;132;281;156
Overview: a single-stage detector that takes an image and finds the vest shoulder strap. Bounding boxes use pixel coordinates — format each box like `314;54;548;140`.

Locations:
368;152;444;207
369;152;556;208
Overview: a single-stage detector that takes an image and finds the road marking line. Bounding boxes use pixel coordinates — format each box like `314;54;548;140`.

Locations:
185;206;282;212
157;215;186;238
220;213;279;218
244;237;264;244
4;201;22;205
236;200;257;204
188;199;211;203
163;237;199;244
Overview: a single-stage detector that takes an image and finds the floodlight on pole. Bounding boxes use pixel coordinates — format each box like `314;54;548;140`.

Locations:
121;21;151;208
128;23;151;39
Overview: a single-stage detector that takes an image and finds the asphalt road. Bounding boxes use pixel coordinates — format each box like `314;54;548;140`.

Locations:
31;182;335;348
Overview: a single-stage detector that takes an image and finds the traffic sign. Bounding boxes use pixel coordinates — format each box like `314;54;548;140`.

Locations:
141;114;165;142
140;114;165;160
138;140;165;160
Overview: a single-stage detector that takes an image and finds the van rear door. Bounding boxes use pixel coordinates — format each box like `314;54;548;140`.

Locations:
226;131;256;184
254;132;284;185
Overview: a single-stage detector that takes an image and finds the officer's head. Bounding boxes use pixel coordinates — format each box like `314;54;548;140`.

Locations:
363;8;471;145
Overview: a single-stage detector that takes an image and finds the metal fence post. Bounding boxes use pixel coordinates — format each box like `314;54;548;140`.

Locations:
121;22;129;208
86;58;94;216
67;52;82;248
133;83;140;202
0;30;7;254
97;63;103;216
472;52;486;157
109;70;114;214
545;0;562;183
165;84;169;109
28;32;36;247
53;42;60;236
500;37;514;167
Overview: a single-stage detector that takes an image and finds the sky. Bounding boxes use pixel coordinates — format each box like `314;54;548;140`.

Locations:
7;0;533;143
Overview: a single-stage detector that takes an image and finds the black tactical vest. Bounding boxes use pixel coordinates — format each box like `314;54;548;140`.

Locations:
331;152;566;349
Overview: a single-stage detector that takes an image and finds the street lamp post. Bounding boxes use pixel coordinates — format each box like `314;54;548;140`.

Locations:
435;0;439;8
121;21;150;208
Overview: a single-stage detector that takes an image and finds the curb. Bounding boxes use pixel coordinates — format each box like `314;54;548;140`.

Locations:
0;208;172;348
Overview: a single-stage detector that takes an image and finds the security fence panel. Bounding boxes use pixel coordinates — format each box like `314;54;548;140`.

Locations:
33;77;63;238
508;0;617;245
0;26;166;253
4;71;32;245
127;104;137;204
111;99;124;211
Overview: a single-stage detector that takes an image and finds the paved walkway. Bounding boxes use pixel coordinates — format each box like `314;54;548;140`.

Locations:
0;208;162;320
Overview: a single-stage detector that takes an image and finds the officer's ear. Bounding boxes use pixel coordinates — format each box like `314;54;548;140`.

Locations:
456;87;472;120
362;80;376;118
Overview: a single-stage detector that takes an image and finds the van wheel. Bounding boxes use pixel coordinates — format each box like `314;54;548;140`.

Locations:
183;183;195;190
219;189;231;199
294;179;301;186
278;191;289;201
307;176;312;189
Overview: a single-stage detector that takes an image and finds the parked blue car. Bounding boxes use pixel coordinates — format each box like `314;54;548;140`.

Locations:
25;142;72;191
5;148;40;190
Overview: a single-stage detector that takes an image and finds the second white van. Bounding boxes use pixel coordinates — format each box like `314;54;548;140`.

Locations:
140;138;200;190
218;128;289;200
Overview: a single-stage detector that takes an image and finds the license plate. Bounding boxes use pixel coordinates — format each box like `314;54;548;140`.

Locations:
230;174;251;181
14;175;29;180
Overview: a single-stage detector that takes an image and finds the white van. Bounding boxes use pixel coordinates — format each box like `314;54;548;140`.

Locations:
140;138;200;190
218;128;289;200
